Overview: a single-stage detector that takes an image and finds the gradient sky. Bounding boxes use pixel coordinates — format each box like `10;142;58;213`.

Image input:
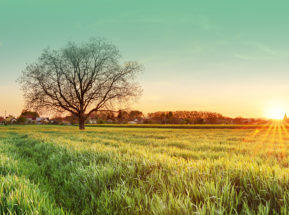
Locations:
1;0;289;118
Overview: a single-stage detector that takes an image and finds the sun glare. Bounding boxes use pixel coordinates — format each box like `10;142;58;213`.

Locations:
265;102;287;120
267;108;284;120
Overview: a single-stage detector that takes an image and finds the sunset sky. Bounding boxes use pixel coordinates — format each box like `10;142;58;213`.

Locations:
1;0;289;118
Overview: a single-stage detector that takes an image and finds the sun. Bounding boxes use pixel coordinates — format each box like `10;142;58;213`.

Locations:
265;102;287;120
266;108;285;120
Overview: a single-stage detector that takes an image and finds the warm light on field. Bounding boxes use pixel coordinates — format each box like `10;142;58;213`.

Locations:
2;124;289;213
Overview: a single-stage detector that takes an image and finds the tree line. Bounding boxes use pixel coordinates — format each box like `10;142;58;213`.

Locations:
1;109;267;125
52;110;267;125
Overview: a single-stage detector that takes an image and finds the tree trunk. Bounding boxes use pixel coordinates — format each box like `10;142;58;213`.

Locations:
78;115;85;130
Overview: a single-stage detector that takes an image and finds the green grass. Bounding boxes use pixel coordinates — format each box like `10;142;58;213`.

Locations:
1;124;289;214
85;123;272;129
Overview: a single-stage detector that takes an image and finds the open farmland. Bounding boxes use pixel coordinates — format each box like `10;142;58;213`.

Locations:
1;124;289;214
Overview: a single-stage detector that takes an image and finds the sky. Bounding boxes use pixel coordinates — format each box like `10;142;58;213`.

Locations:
1;0;289;118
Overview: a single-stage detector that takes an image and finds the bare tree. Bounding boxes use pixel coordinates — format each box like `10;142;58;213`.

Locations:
19;39;142;129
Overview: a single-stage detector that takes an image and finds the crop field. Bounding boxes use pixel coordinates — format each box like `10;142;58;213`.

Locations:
1;123;289;214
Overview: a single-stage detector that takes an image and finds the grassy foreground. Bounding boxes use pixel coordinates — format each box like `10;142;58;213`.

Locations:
1;124;289;214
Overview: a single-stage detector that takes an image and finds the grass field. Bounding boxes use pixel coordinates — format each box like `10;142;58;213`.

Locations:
85;124;272;129
1;124;289;214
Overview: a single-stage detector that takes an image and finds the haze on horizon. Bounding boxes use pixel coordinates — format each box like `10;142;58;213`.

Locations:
1;0;289;119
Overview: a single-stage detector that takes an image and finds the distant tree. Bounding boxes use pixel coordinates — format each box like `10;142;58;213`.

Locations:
64;114;78;124
117;110;123;121
129;110;143;120
19;39;142;129
20;110;40;119
17;117;27;124
147;111;230;124
94;111;116;122
233;117;245;124
117;110;129;123
194;118;204;124
167;111;174;123
167;111;173;118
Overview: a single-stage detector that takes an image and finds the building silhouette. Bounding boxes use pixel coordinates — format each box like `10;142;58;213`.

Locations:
283;113;288;123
